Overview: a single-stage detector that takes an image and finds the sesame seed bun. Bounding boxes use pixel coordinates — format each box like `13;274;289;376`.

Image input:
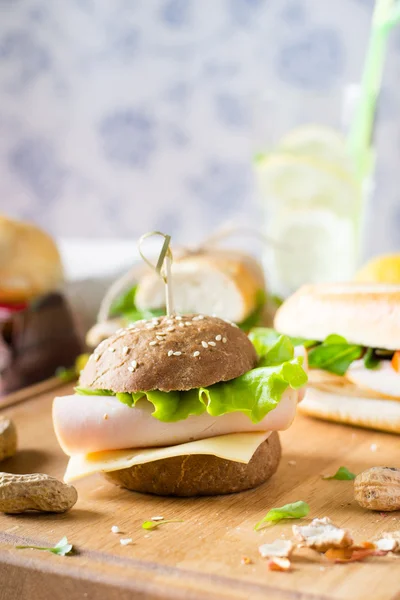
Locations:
104;432;281;496
274;283;400;350
79;314;258;392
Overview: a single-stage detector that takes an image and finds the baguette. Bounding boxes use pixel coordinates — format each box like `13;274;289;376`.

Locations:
135;249;266;323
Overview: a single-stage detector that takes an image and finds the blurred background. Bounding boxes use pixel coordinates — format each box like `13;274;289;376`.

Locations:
1;0;399;260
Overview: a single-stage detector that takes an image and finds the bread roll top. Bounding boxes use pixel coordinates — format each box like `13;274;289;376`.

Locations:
275;283;400;350
80;314;258;392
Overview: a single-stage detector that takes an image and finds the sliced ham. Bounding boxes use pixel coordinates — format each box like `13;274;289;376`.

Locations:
53;389;298;456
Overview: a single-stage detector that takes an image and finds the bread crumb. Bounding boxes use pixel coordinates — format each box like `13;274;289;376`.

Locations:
151;516;164;521
103;413;109;420
120;538;133;546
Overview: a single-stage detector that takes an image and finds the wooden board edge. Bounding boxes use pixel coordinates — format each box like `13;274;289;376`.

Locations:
0;377;69;409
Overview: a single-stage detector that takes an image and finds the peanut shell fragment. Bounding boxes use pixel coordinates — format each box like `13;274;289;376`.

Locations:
0;472;78;514
0;417;17;462
354;467;400;512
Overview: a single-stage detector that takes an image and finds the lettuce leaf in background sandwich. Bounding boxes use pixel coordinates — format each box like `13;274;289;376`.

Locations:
109;285;164;322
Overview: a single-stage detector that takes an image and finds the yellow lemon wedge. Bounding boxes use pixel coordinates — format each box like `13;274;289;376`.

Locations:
355;255;400;284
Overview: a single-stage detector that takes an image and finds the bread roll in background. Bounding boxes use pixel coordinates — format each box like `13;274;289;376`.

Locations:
0;215;64;303
135;249;266;323
275;282;400;350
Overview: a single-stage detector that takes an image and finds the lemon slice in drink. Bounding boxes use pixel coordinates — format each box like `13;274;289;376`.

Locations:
267;209;356;292
255;152;361;217
355;255;400;284
278;125;351;170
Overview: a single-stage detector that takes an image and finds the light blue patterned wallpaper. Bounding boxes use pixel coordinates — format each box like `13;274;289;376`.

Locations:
0;0;399;255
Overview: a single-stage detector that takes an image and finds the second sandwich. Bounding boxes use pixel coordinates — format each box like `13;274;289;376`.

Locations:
274;283;400;434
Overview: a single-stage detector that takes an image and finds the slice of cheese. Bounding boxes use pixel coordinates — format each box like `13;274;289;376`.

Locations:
64;431;271;483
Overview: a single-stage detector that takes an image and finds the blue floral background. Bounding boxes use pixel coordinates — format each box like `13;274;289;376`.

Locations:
0;0;399;256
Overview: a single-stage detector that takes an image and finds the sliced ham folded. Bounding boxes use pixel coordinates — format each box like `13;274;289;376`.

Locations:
53;389;298;456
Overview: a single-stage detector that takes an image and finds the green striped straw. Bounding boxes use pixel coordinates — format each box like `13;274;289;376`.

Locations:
348;0;400;180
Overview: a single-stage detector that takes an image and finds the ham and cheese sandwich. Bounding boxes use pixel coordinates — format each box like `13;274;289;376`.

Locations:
53;314;307;496
274;283;400;434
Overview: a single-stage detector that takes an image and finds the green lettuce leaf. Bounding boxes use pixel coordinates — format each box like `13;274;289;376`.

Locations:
74;387;114;396
249;327;316;357
76;358;307;424
237;290;267;331
257;335;294;367
110;284;165;322
363;347;380;370
308;336;363;376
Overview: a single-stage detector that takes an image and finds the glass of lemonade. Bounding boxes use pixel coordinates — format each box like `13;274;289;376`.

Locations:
253;88;372;298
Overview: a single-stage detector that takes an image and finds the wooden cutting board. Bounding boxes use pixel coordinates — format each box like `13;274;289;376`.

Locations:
1;383;400;600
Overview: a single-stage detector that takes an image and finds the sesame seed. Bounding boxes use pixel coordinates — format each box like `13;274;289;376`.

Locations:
151;516;164;521
185;322;191;326
156;335;164;341
122;346;129;355
175;315;182;320
178;322;184;327
173;351;182;356
215;335;222;341
166;326;175;332
168;350;174;357
201;341;208;348
146;324;155;330
108;347;116;353
131;360;137;369
222;337;227;343
149;340;158;346
103;413;108;420
120;538;133;546
197;315;204;320
128;366;134;372
193;351;200;357
111;525;120;534
208;341;216;347
166;319;174;324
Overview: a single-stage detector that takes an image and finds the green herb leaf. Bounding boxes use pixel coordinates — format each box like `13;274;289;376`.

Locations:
16;536;73;556
254;501;310;530
364;348;380;370
308;335;363;376
142;519;184;531
322;466;356;481
74;387;114;396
